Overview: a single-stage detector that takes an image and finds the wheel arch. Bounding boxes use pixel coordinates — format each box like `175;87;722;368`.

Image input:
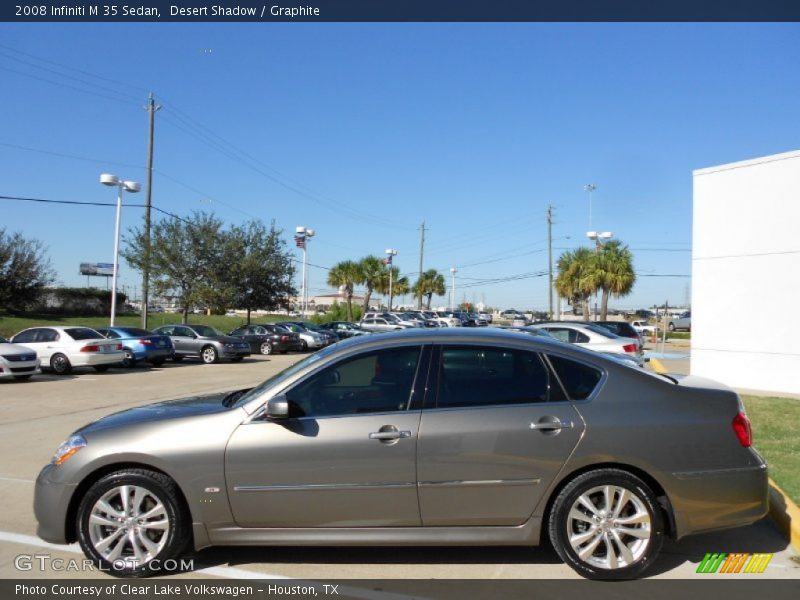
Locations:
64;461;192;545
539;461;677;544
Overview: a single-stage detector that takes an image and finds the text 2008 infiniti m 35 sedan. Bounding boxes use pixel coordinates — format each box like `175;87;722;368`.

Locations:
34;329;767;579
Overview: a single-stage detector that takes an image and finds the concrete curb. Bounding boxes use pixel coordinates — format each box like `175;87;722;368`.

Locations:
768;479;800;553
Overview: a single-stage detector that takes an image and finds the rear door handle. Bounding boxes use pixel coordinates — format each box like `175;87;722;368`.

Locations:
369;430;411;440
530;417;573;432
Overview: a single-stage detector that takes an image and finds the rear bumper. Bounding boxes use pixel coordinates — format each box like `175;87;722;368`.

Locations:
133;347;173;361
70;352;125;367
669;459;769;539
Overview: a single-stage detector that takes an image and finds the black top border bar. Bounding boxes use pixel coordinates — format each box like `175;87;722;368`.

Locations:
4;0;800;23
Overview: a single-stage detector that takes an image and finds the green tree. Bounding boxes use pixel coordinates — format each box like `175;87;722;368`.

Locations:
595;240;636;320
123;211;224;324
555;247;599;321
413;269;447;309
327;260;363;321
0;228;55;312
358;255;385;314
222;220;296;324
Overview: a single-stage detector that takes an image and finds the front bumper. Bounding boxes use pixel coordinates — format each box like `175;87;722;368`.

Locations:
0;360;41;378
34;464;76;545
221;347;251;359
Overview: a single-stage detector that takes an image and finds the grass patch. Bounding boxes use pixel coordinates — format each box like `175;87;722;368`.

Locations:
742;395;800;505
666;331;691;340
0;313;286;338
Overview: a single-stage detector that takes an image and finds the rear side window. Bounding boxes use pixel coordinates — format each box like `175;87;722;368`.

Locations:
546;355;603;400
64;328;102;341
437;346;565;409
13;329;39;343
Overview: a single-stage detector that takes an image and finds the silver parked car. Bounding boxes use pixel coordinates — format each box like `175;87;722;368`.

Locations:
34;329;767;580
152;325;250;364
669;311;692;332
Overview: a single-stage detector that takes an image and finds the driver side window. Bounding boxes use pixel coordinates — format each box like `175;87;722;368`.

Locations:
284;347;421;418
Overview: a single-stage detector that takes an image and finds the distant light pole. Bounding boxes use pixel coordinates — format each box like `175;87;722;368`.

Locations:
450;267;457;311
584;183;597;230
586;230;613;321
384;248;397;310
294;226;315;315
100;173;140;326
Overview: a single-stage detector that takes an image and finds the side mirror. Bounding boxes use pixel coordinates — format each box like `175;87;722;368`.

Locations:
266;395;290;419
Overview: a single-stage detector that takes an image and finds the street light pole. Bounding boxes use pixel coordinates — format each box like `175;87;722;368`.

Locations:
450;267;457;311
295;227;315;316
100;174;140;327
385;249;397;311
584;183;597;231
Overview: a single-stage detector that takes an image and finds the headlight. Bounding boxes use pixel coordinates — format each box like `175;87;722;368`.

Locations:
51;435;87;466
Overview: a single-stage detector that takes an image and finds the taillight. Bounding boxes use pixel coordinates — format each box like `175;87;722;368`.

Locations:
622;343;638;353
81;345;99;353
139;338;153;345
732;412;752;447
281;335;289;342
116;344;122;350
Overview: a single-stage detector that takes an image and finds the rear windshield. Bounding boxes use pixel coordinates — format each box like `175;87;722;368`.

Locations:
584;324;620;338
116;328;152;337
64;328;103;341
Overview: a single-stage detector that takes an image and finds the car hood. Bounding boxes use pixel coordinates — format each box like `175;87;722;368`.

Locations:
76;390;247;435
0;343;37;357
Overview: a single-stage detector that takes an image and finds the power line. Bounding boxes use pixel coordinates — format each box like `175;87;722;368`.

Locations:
0;65;140;107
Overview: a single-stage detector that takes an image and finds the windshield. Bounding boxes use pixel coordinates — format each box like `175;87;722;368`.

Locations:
231;345;338;408
192;325;221;337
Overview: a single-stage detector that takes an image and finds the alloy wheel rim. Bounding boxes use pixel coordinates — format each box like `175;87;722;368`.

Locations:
202;348;215;363
566;484;651;570
261;342;272;355
88;485;170;568
53;356;67;372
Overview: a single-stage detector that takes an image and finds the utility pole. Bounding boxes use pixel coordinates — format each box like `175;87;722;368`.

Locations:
142;92;161;329
417;221;426;309
547;205;554;319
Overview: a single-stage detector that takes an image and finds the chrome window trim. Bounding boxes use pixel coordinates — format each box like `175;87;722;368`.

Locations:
418;478;541;488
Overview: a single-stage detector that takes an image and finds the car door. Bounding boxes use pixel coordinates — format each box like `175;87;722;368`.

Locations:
172;326;199;356
225;345;430;528
417;344;586;526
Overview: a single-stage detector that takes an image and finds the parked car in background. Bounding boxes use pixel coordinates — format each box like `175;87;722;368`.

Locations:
291;322;339;346
320;321;371;339
36;328;768;580
533;322;643;365
669;311;692;332
405;311;442;327
432;312;462;327
451;311;478;326
0;335;41;381
478;312;493;323
11;327;124;375
593;321;644;351
229;324;299;355
359;317;405;332
468;313;488;326
95;327;174;368
152;325;250;364
277;322;329;351
630;320;657;336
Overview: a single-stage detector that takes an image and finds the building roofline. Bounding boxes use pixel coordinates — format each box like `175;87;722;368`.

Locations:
693;149;800;176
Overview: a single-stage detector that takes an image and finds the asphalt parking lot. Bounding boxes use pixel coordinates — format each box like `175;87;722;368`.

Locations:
0;351;796;580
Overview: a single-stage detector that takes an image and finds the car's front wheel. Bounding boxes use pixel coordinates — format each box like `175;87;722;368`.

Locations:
548;469;664;580
201;345;219;364
76;469;190;577
260;341;273;355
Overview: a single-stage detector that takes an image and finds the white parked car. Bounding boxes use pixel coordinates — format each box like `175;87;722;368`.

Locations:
359;317;406;332
630;320;657;335
532;322;644;366
0;335;41;381
10;326;124;375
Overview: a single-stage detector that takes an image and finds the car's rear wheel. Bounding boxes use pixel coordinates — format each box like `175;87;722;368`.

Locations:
121;349;136;368
76;469;190;578
260;342;273;355
201;345;218;364
172;355;184;362
300;339;308;352
50;353;72;375
548;469;663;580
668;323;676;332
150;358;165;367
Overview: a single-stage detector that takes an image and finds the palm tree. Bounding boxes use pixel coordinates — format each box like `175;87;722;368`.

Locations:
358;255;385;314
327;260;363;321
595;240;636;320
555;247;599;321
373;266;407;311
413;269;447;309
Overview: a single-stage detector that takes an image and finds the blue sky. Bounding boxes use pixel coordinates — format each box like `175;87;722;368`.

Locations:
1;23;799;310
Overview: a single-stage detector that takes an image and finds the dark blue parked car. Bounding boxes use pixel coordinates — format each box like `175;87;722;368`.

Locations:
95;327;173;368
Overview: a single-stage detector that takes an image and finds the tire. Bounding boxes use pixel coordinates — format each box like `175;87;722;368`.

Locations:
50;353;72;376
94;365;110;373
259;341;273;355
150;358;165;367
668;323;675;332
14;375;33;381
172;355;184;362
201;345;219;364
300;339;308;352
76;468;190;578
121;349;136;369
548;468;664;580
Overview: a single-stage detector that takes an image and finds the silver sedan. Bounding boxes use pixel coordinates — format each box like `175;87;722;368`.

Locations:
34;329;767;580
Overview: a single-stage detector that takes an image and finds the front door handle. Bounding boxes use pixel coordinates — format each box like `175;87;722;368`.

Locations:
530;417;573;433
369;425;412;443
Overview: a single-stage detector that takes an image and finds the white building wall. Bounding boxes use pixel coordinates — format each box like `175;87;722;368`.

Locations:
692;150;800;395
